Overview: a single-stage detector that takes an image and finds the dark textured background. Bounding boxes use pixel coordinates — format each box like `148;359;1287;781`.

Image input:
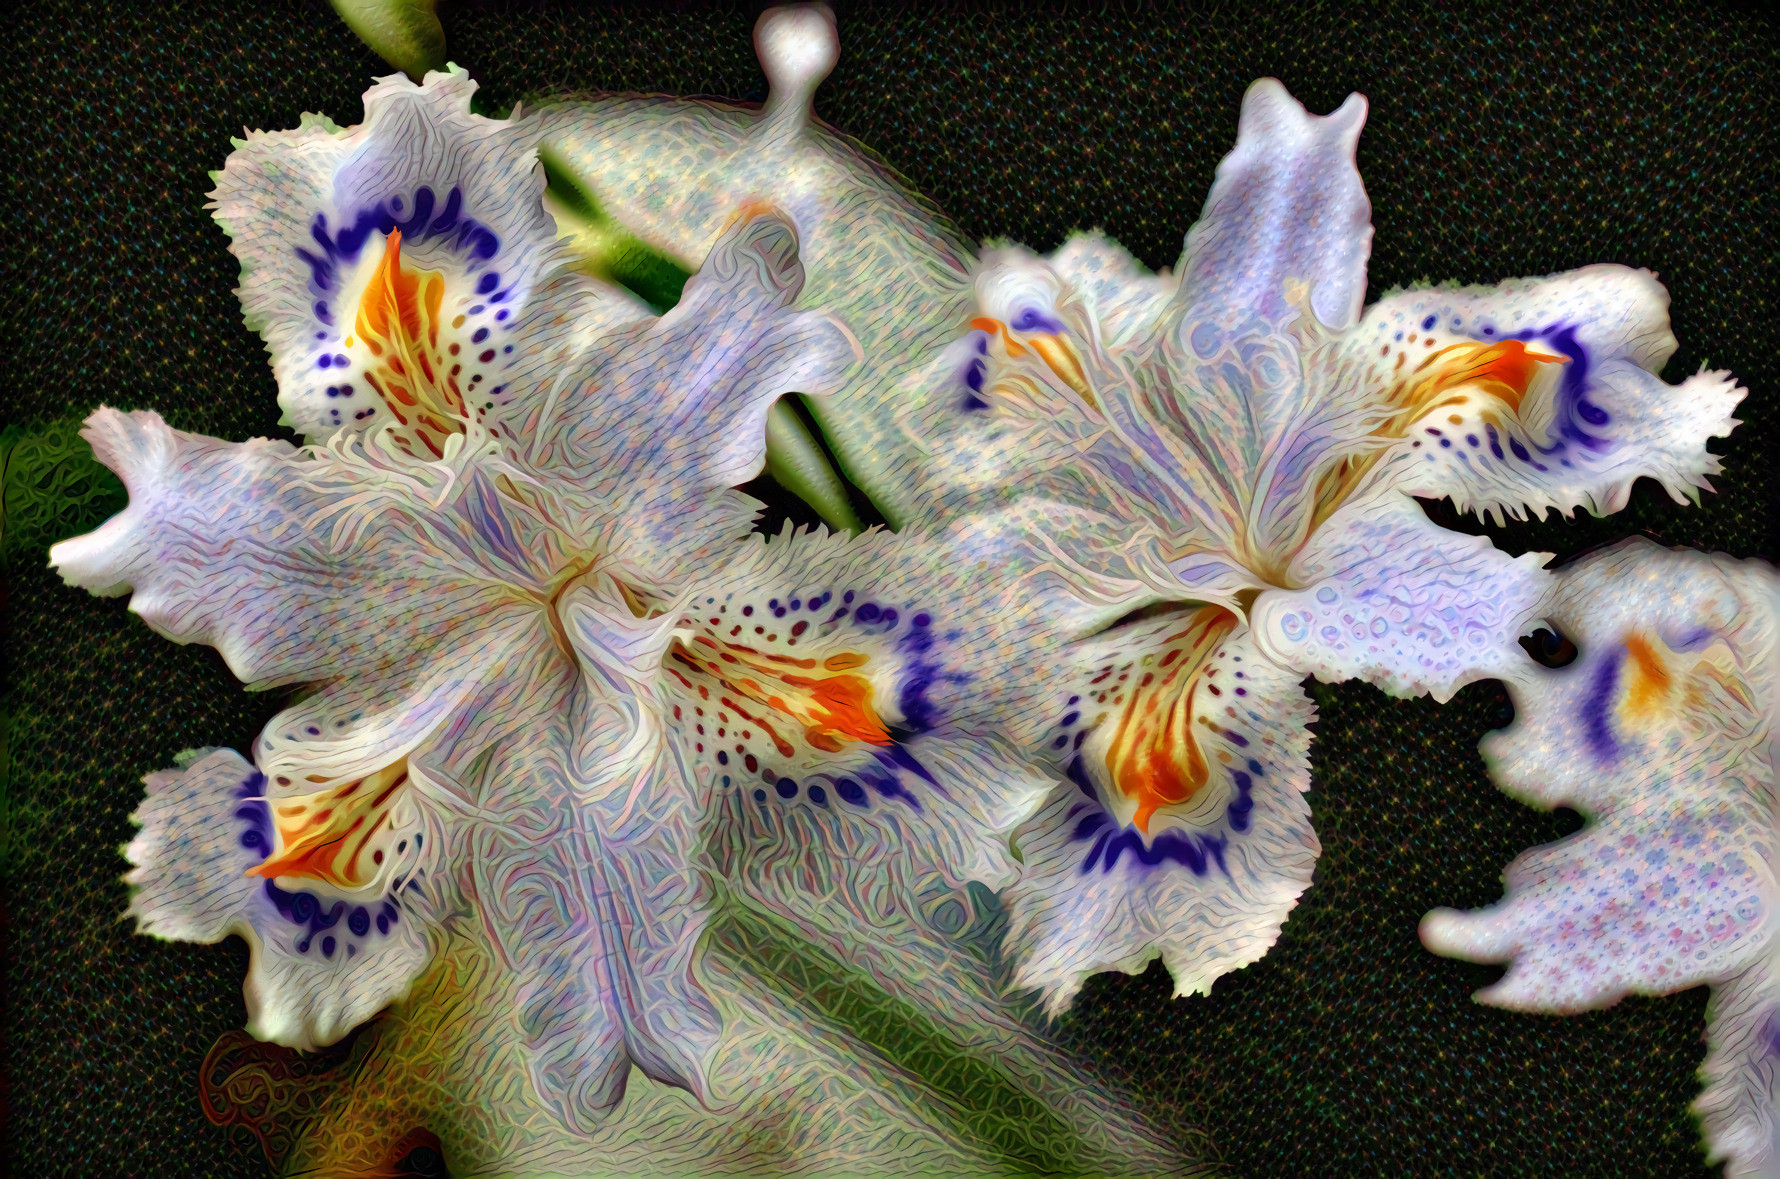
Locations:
3;1;1774;1175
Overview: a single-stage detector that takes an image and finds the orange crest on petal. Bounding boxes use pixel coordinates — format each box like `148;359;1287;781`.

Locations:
246;759;411;890
1101;607;1238;833
354;229;466;458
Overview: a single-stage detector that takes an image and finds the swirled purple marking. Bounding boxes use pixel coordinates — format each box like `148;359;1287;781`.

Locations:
1515;324;1609;452
1579;646;1625;763
234;771;400;957
295;186;500;296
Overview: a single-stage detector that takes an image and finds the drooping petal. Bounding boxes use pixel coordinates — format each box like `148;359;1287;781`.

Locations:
1420;540;1776;1007
49;408;554;691
124;749;437;1051
1419;540;1780;1174
532;6;977;527
1250;490;1552;702
1003;623;1319;1016
1174;78;1371;335
470;577;727;1129
211;66;652;449
1348;266;1745;524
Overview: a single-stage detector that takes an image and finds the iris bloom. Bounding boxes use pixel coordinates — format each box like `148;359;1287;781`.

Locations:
47;67;1102;1133
1421;541;1780;1177
945;88;1745;1014
535;9;1744;1013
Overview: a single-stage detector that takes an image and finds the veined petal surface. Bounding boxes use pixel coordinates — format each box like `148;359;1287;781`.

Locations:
1420;540;1780;1176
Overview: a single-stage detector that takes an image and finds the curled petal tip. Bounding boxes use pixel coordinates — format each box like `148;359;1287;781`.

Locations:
756;3;839;122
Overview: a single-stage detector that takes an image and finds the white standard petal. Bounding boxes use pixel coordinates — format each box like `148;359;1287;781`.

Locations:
1174;78;1372;336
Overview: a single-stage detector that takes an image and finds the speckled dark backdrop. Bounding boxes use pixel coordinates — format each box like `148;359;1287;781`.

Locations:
3;1;1774;1175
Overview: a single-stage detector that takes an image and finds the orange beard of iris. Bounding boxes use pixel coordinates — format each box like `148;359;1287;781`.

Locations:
354;228;466;458
1103;608;1237;833
246;760;409;890
1621;633;1674;719
671;639;891;754
1306;338;1567;549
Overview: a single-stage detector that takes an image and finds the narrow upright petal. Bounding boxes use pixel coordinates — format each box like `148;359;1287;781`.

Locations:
1175;78;1372;335
532;6;977;527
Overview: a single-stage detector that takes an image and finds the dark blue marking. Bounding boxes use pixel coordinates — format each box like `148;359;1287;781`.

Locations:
1011;307;1066;333
1516;324;1609;451
1072;812;1109;841
1227;771;1255;832
349;907;371;937
1080;829;1112;873
717;751;728;765
472;327;489;344
1060;711;1079;727
1066;755;1098;800
753;789;767;802
964;358;986;392
1579;647;1625;762
789;598;802;610
808;785;828;806
1100;828;1226;876
1510;437;1532;462
476;272;501;295
864;772;922;808
321;936;336;958
855;603;882;623
774;777;798;799
295;186;499;296
873;740;939;789
836;778;868;807
1486;423;1505;460
1051;734;1070;750
1421;314;1438;330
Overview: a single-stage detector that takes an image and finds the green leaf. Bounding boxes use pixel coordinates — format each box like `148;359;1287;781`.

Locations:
764;398;864;534
330;0;447;81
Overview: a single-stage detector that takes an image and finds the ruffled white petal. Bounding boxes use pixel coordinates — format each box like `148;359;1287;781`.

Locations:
1251;490;1551;702
1420;540;1780;1174
1002;626;1318;1016
1355;266;1745;524
211;66;651;446
48;408;545;690
124;749;437;1051
662;510;1154;983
